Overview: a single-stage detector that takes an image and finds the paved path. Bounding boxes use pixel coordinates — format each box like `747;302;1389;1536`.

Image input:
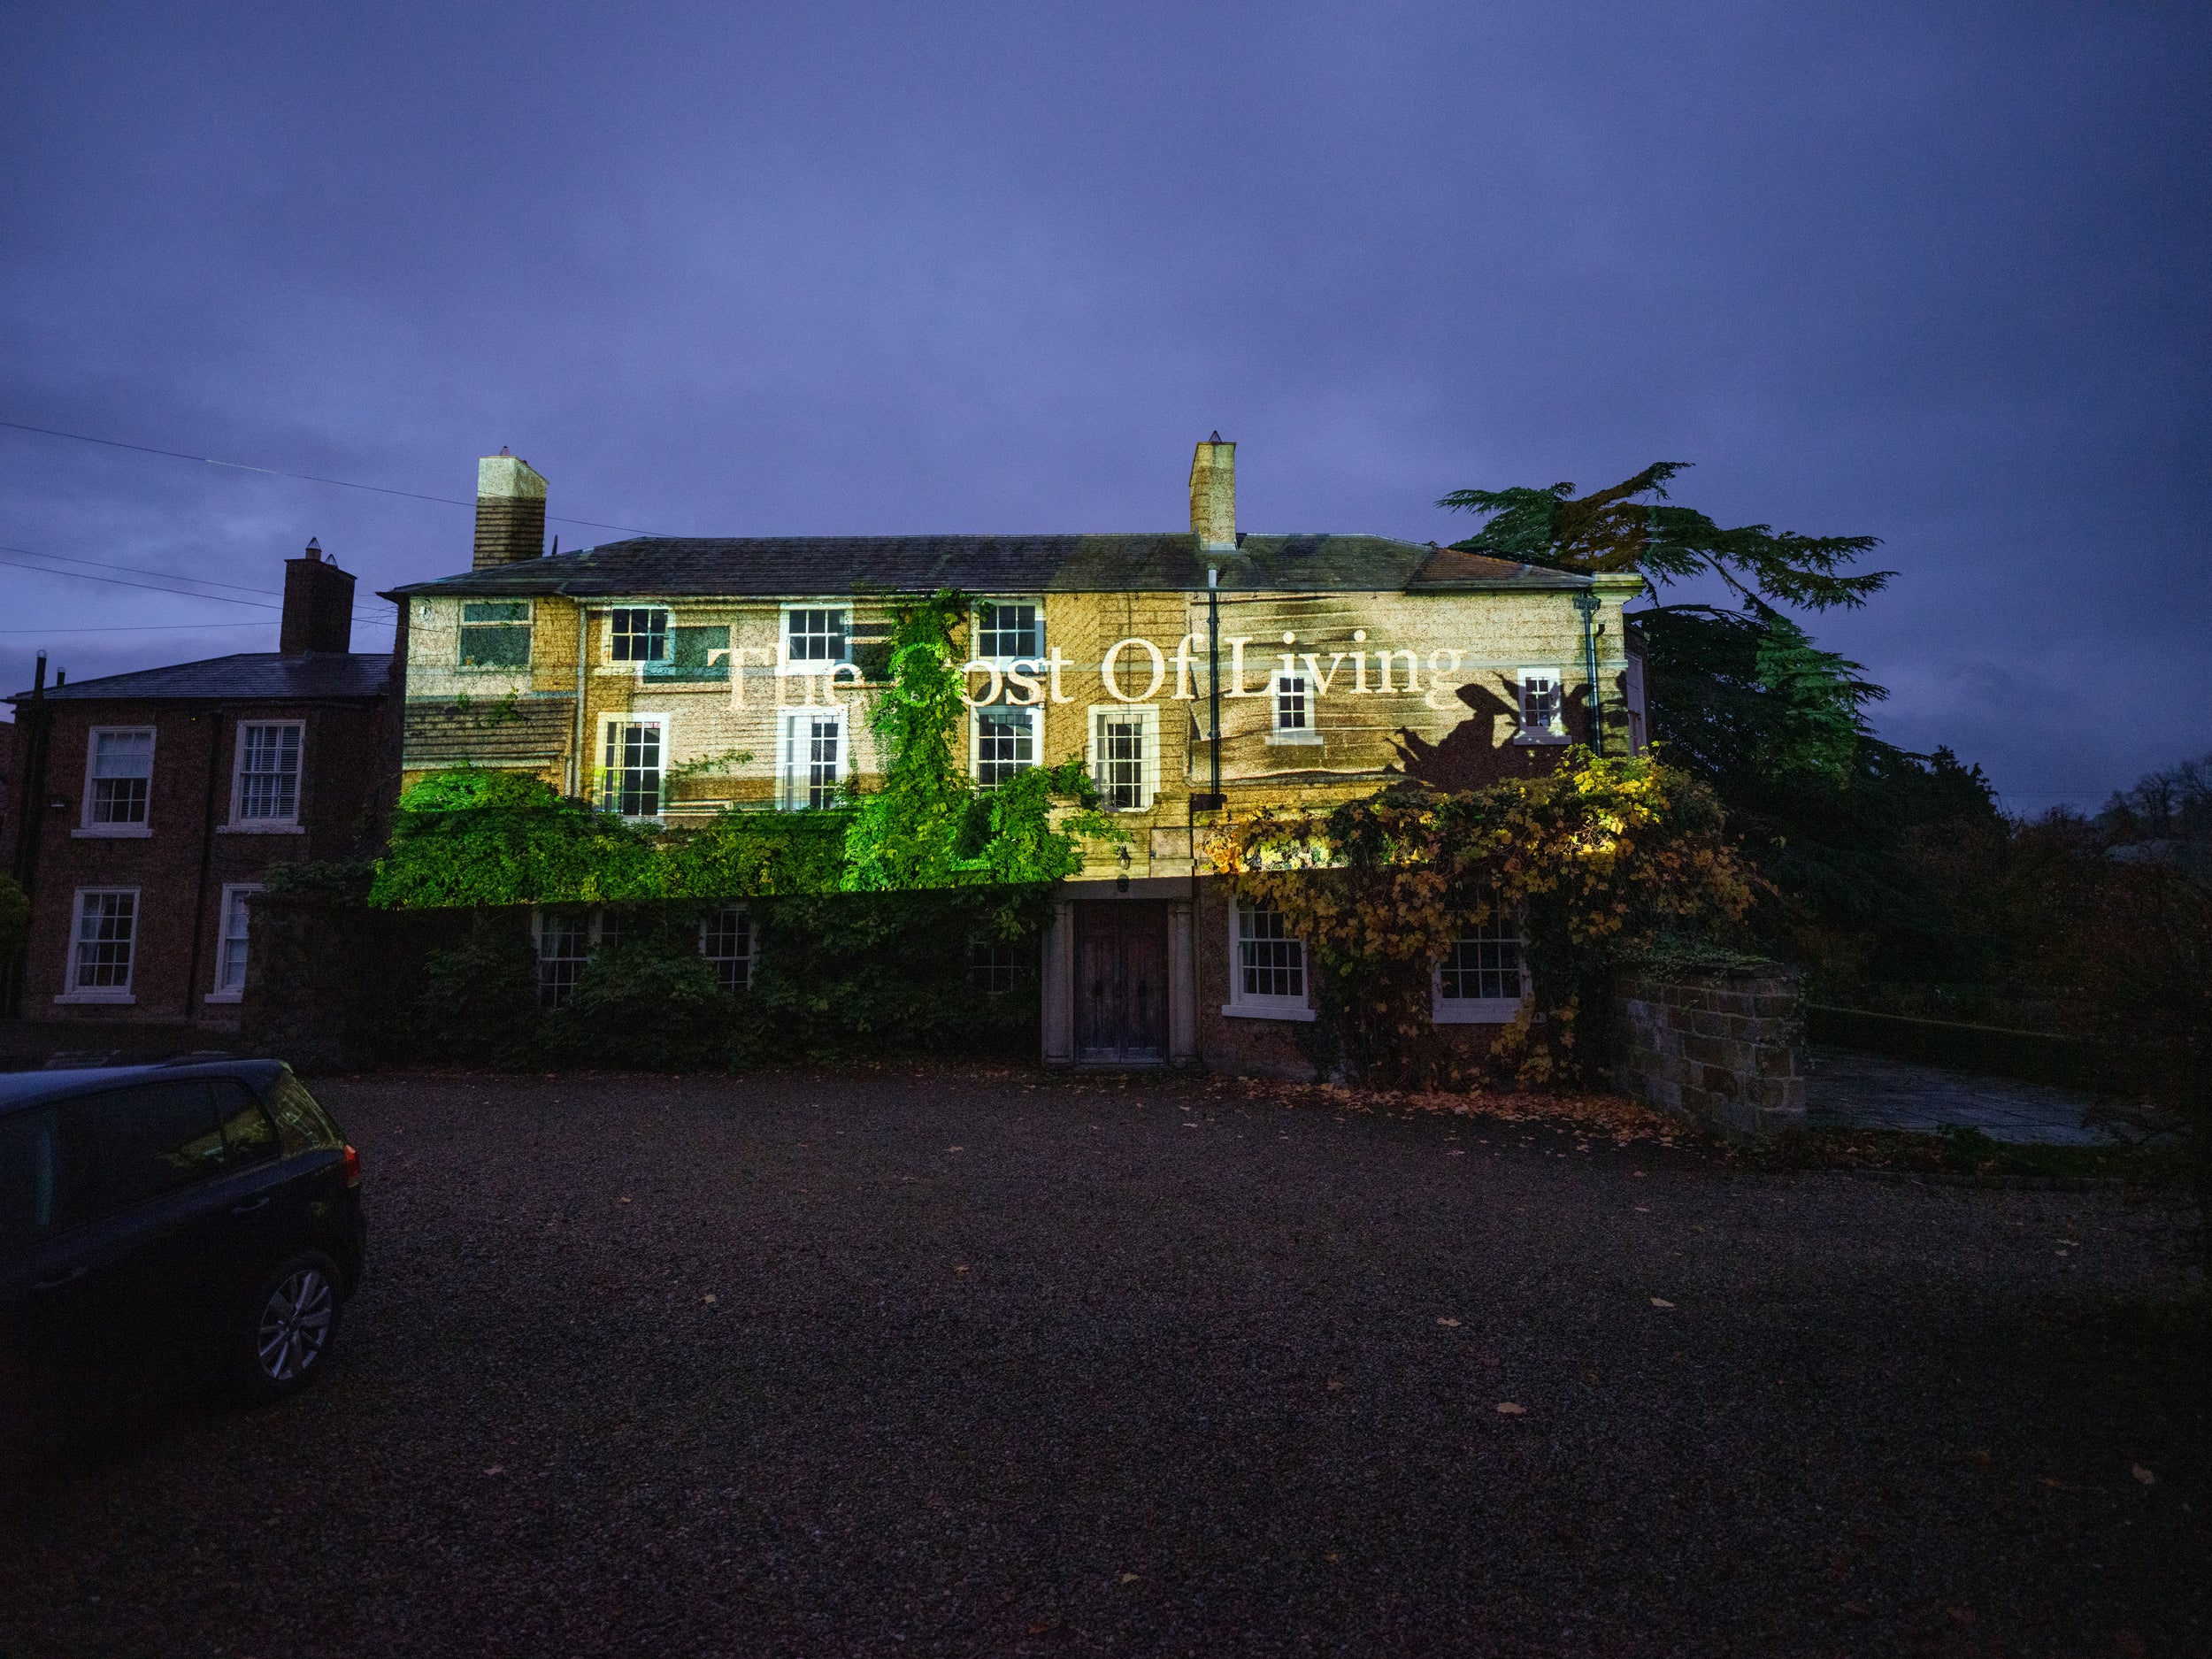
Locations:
1806;1044;2122;1144
3;1067;2201;1657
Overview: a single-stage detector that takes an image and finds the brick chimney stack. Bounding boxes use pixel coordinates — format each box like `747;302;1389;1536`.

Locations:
1189;433;1236;551
280;538;356;655
473;448;549;569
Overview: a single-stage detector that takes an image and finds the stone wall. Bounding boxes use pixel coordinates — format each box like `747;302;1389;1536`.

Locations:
1614;964;1806;1136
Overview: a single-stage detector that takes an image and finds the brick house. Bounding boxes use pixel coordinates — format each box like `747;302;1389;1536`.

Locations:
388;441;1646;1075
4;545;395;1030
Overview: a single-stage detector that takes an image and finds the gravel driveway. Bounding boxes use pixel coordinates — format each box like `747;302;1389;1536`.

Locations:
2;1065;2203;1657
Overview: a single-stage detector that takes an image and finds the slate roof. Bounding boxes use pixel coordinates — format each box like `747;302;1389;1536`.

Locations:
383;534;1595;602
7;651;394;706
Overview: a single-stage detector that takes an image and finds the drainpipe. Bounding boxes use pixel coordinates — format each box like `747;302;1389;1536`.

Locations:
184;706;226;1018
571;600;589;801
1572;589;1603;757
10;651;50;892
1207;567;1222;803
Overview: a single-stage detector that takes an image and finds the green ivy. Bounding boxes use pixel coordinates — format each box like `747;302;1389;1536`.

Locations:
369;588;1116;910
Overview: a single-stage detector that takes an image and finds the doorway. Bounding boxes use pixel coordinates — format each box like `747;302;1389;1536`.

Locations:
1073;901;1168;1066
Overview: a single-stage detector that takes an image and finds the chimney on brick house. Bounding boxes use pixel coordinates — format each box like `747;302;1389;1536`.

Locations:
1189;433;1236;551
473;448;549;569
280;538;356;655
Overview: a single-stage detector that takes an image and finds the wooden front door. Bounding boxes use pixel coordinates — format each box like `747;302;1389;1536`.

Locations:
1074;902;1168;1065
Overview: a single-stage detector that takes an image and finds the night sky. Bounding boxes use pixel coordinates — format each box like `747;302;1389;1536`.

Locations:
4;3;2206;811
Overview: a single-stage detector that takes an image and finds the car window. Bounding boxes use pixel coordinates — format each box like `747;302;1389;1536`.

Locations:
214;1081;280;1166
67;1081;225;1223
262;1071;340;1155
0;1108;60;1255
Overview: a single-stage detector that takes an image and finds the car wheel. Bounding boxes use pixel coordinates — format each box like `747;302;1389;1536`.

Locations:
234;1250;343;1403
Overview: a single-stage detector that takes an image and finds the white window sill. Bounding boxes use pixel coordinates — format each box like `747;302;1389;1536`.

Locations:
204;990;243;1005
1222;1001;1317;1023
72;826;152;838
1265;733;1325;747
218;822;305;834
1512;732;1569;747
1434;997;1525;1025
55;990;134;1005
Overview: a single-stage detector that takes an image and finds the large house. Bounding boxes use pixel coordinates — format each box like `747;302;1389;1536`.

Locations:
5;546;396;1031
388;440;1645;1072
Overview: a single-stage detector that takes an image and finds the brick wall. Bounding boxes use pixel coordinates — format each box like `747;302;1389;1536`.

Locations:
1613;964;1806;1135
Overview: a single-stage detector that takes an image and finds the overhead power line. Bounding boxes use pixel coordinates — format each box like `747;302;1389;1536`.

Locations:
0;417;667;537
2;541;393;606
0;546;387;623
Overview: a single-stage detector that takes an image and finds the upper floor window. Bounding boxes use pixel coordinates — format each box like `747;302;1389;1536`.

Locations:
459;601;532;668
1091;705;1157;811
611;608;671;663
779;709;845;809
601;717;665;818
86;728;154;827
1270;672;1320;744
974;601;1042;661
974;703;1036;788
234;722;303;824
1517;669;1565;744
785;606;849;665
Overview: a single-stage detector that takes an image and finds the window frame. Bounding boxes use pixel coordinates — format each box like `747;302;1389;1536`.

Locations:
533;908;600;1010
207;882;265;1004
598;712;670;819
457;599;534;670
1088;703;1160;813
1267;669;1322;746
698;905;755;992
1432;904;1529;1024
971;701;1039;788
1515;667;1568;745
608;606;672;664
777;706;848;810
780;603;852;671
971;598;1046;665
58;886;140;1004
81;726;157;834
229;719;305;827
1223;901;1316;1022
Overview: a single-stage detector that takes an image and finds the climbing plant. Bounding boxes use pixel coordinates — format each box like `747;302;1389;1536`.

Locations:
1211;749;1756;1086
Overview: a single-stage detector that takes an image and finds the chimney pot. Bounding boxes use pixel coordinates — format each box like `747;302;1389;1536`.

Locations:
1189;434;1237;552
473;451;550;570
305;537;322;561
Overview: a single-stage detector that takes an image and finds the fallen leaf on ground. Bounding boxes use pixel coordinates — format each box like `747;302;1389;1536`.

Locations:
2133;1464;2156;1486
1495;1402;1526;1415
483;1466;504;1476
1650;1297;1675;1310
1325;1551;1341;1563
1967;1448;1992;1468
946;1147;963;1153
1436;1317;1462;1328
702;1294;717;1304
1119;1572;1141;1584
1325;1379;1345;1392
618;1196;632;1204
1633;1205;1651;1213
954;1264;970;1274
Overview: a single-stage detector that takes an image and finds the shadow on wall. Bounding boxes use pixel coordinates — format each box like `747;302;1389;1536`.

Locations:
1394;674;1629;792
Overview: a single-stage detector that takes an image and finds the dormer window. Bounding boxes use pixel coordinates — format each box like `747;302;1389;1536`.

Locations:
611;608;670;663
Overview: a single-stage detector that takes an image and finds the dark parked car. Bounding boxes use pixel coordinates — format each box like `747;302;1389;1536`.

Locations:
0;1060;364;1415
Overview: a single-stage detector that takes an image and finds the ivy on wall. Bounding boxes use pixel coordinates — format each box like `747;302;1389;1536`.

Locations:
368;589;1117;910
1212;749;1756;1087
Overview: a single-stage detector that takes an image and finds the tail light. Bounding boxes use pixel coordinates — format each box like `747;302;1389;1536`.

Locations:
342;1144;361;1187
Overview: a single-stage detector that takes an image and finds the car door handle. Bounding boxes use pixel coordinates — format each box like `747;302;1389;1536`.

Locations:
32;1266;88;1293
230;1195;273;1215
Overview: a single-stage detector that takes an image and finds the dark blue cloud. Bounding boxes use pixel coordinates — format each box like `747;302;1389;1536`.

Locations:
4;1;2206;810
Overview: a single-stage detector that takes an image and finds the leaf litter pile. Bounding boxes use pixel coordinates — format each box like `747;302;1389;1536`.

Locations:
1200;1072;1687;1149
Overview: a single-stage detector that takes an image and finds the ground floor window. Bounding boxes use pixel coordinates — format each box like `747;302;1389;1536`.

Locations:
69;888;138;995
536;910;592;1009
699;906;754;992
1434;902;1527;1023
970;934;1024;995
211;883;262;999
1224;902;1313;1020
